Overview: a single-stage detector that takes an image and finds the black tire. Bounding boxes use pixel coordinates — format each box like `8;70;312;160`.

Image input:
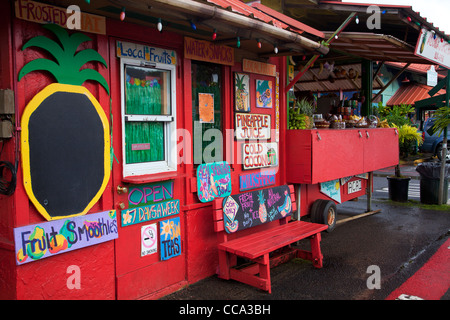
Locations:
310;199;337;233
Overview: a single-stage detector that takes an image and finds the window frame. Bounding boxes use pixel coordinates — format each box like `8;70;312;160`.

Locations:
120;58;177;178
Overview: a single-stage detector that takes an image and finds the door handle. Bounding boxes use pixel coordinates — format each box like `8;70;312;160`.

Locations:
358;130;362;138
366;131;370;139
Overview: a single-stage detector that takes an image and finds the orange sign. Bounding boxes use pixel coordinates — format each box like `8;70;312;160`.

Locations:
243;59;276;77
184;37;234;66
15;0;106;35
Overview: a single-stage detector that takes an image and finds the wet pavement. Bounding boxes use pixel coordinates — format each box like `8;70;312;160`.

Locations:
161;159;449;304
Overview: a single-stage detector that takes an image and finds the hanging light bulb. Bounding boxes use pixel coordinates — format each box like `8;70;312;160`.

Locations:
212;29;217;40
407;16;412;22
190;20;196;30
355;16;359;24
273;44;278;54
237;37;241;48
120;7;126;21
257;39;262;49
157;18;163;32
85;0;90;4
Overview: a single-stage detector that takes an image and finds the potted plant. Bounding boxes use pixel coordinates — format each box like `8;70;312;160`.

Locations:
387;124;423;202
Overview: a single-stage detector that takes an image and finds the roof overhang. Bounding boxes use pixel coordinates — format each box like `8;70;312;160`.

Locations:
324;32;426;64
50;0;329;57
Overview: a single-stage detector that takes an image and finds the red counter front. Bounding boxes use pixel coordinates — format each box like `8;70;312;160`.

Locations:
286;128;399;184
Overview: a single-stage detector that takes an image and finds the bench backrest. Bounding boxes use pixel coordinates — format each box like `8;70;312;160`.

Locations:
213;184;297;234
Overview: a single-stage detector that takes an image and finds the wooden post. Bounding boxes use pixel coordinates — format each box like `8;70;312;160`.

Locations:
438;71;449;205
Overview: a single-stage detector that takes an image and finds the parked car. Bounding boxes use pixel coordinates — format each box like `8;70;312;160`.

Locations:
420;117;450;161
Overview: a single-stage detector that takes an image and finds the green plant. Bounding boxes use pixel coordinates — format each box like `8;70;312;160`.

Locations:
432;106;450;136
288;98;314;129
393;124;423;177
377;103;414;127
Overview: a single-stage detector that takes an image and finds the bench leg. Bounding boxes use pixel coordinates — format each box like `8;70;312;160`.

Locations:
258;254;271;294
310;233;323;268
218;250;231;280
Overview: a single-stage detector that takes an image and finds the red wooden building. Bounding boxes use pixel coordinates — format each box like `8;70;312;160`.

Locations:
0;0;412;300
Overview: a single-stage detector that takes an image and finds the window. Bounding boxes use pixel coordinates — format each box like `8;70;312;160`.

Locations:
120;59;177;177
192;62;223;164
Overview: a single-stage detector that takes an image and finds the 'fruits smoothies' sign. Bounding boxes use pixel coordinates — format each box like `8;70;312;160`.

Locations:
235;113;271;140
242;142;278;170
14;210;118;265
222;185;292;233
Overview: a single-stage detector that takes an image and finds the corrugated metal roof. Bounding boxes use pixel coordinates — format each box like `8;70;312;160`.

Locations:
295;63;384;92
386;83;445;106
205;0;324;38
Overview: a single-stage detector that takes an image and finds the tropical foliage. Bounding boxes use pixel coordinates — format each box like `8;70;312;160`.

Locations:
393;124;423;177
18;24;109;94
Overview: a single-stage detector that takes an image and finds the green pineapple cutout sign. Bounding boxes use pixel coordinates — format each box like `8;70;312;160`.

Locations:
19;24;111;221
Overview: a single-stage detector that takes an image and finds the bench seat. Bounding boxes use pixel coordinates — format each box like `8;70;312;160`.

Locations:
219;220;328;260
213;185;328;293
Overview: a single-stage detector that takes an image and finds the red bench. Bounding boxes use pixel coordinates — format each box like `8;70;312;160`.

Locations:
212;184;328;293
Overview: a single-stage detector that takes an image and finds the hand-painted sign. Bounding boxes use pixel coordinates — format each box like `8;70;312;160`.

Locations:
14;210;118;265
242;59;276;77
415;28;450;69
320;179;341;203
117;41;177;65
184;37;234;66
15;0;107;35
121;199;180;227
160;217;181;261
197;161;232;202
256;79;273;109
141;223;158;257
235;113;271;140
127;180;174;208
223;185;292;234
242;142;278;170
239;169;276;191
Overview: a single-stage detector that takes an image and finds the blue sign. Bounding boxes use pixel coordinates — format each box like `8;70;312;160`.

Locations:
239;169;276;191
160;217;181;261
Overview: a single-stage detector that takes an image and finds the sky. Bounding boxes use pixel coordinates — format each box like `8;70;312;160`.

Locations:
342;0;450;34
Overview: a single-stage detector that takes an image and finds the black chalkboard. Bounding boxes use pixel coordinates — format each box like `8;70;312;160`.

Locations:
222;185;292;234
27;91;106;218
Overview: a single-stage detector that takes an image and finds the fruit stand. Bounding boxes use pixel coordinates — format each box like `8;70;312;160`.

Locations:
286;100;399;231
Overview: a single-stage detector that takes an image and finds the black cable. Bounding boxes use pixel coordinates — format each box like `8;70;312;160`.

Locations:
0;160;16;196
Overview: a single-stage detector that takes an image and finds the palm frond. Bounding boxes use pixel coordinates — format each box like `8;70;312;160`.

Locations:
73;49;107;72
18;59;62;83
66;33;93;57
22;36;64;63
77;69;110;95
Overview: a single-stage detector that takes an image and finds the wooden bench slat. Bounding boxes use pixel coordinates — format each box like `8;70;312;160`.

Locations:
215;184;327;293
219;221;327;259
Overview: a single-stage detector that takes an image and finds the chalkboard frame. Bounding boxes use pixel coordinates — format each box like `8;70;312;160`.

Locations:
21;84;111;221
222;184;292;234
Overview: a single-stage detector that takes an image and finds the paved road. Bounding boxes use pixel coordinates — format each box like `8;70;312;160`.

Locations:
162;179;449;305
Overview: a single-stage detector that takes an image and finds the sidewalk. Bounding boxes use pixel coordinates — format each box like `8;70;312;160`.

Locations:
374;153;445;180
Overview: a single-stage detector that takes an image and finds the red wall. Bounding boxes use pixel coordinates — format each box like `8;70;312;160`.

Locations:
0;2;288;299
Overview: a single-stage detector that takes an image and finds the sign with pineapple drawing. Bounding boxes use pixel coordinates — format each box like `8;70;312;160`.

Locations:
18;24;110;221
222;185;292;233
